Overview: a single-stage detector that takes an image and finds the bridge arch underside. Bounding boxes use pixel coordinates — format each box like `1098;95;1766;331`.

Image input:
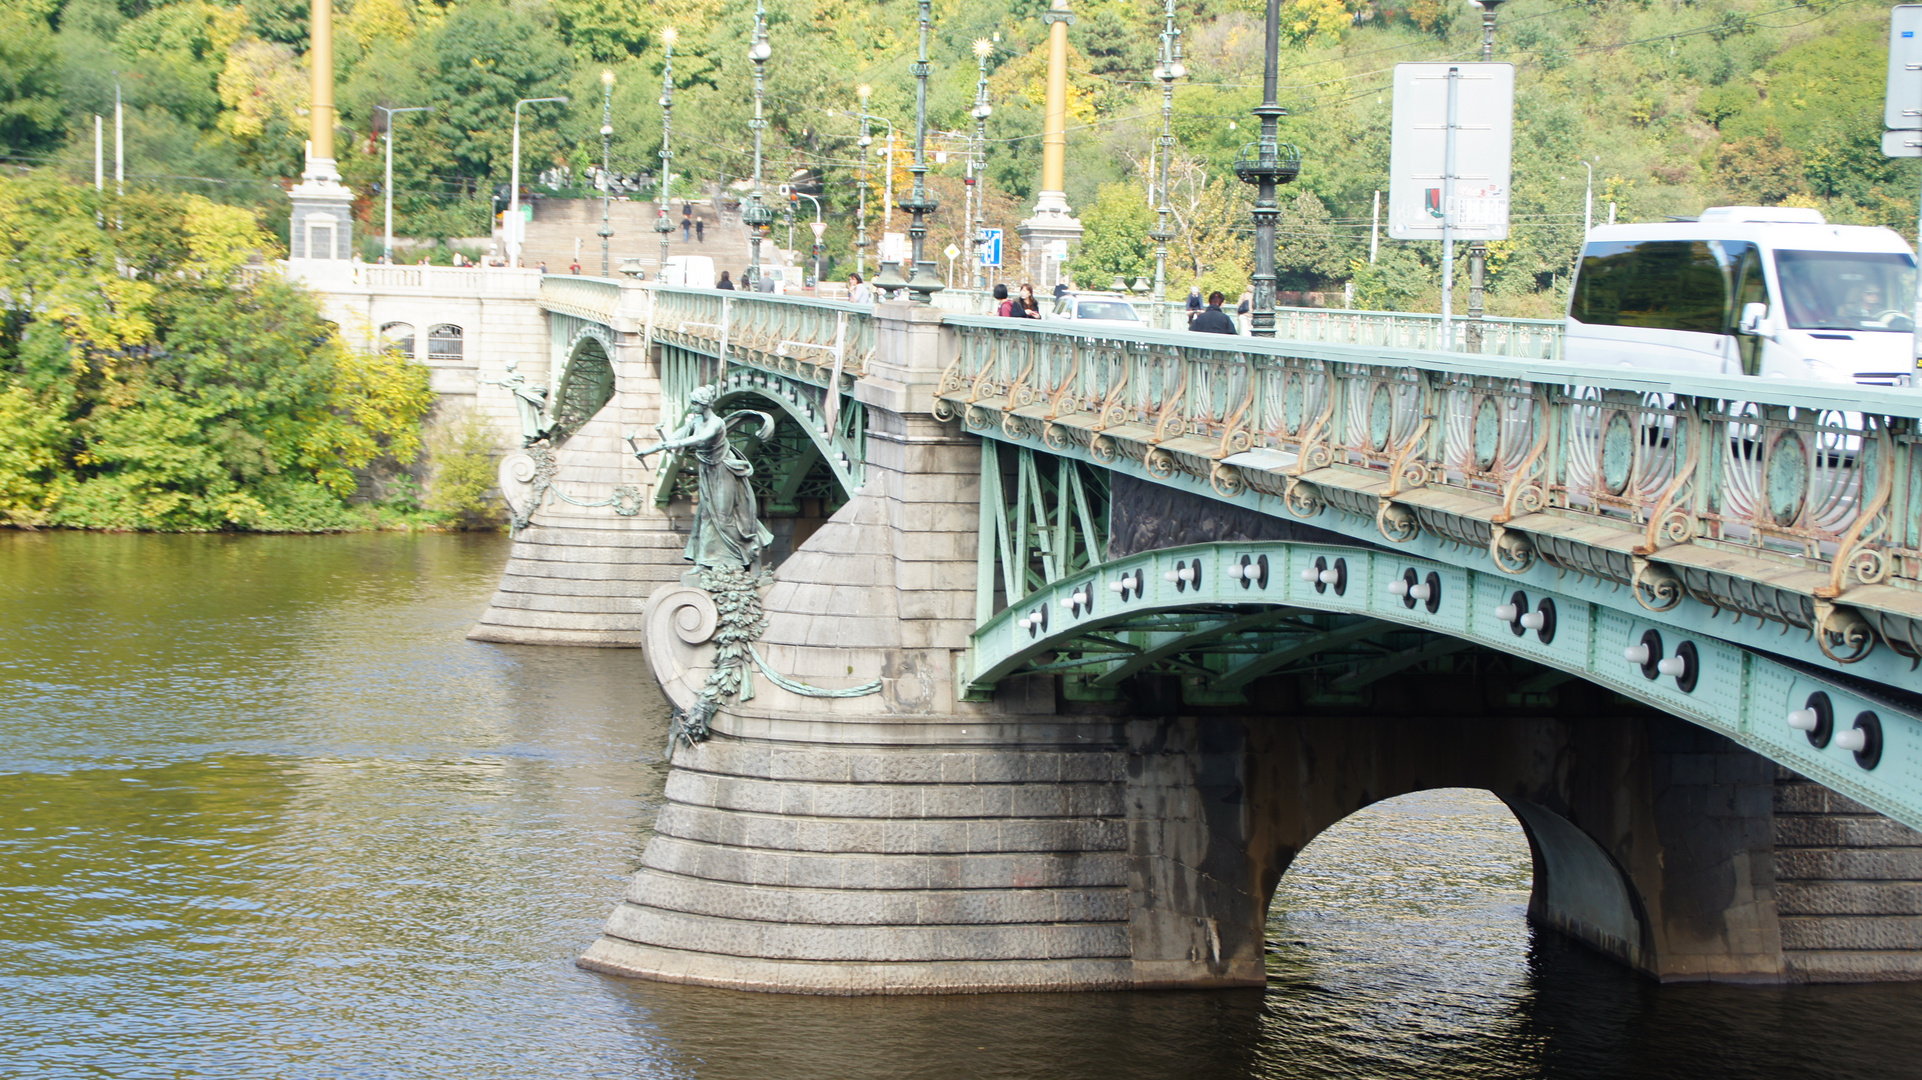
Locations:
969;540;1922;985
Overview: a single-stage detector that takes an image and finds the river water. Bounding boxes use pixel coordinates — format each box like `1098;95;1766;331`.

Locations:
2;532;1917;1080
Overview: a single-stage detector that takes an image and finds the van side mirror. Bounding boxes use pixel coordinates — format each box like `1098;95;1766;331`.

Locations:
1738;302;1769;336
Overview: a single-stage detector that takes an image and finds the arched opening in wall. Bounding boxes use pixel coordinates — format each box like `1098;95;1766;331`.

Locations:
656;404;850;567
549;338;615;445
379;322;416;359
1260;789;1538;1070
427;324;464;362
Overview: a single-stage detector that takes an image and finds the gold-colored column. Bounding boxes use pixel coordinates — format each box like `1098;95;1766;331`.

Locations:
1040;0;1070;196
309;0;334;162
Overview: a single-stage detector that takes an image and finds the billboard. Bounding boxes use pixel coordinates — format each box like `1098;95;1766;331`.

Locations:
1387;62;1514;242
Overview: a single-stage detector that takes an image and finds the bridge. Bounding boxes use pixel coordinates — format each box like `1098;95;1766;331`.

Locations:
295;264;1922;992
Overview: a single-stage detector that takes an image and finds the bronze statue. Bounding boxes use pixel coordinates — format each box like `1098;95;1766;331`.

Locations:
631;386;775;571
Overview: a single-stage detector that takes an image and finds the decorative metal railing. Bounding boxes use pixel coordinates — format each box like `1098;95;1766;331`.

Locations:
1268;307;1563;360
648;287;876;387
538;275;626;323
933;316;1922;668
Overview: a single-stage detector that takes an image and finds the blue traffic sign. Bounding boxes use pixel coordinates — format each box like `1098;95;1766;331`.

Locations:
979;228;1003;267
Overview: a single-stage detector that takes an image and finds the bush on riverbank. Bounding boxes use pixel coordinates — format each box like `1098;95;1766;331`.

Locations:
0;171;437;532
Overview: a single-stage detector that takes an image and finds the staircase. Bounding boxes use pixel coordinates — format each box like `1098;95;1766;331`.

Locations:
518;196;780;281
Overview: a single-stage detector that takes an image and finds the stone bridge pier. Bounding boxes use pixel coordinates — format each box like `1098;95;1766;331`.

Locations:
542;299;1922;994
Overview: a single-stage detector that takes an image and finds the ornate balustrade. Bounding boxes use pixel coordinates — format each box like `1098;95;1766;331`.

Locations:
648;287;875;388
934;316;1922;672
1270;307;1563;360
538;274;627;323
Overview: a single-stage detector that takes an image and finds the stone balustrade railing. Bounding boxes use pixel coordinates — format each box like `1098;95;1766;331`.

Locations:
286;259;544;298
932;315;1922;665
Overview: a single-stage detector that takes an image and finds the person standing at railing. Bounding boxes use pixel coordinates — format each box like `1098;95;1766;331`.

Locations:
717;271;735;290
1236;291;1252;334
848;273;871;304
1190;291;1237;335
1186;285;1203;326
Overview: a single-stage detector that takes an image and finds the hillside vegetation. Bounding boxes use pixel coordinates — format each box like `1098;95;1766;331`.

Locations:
1;0;1909;316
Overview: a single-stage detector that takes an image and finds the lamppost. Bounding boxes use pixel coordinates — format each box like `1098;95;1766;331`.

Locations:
856;86;872;278
792;190;823;284
898;0;943;301
969;39;994;292
597;69;614;277
1150;0;1184;330
655;28;679;278
1582;158;1594;236
743;0;774;291
1235;0;1302;337
1464;0;1505;350
510;95;567;266
376;104;431;262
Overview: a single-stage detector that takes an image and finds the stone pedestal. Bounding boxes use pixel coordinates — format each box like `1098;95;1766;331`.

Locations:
288;160;355;261
1017;198;1083;292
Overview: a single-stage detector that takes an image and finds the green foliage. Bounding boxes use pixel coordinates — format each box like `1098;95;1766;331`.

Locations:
0;171;435;532
425;409;504;529
0;10;65;156
1067;182;1154;287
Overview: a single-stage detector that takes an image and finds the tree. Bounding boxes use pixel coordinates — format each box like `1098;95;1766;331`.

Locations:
1067;182;1154;288
0;11;64;158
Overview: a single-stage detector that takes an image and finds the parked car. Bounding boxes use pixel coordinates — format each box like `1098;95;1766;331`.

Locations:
660;255;716;289
1047;291;1151;330
1564;206;1918;386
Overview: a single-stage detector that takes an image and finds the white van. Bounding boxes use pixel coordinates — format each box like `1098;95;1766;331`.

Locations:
660;255;716;290
1565;207;1917;385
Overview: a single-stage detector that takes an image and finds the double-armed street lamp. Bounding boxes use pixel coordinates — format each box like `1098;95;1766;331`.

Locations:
656;28;679;277
1150;0;1185;329
895;0;943;301
743;0;775;291
855;86;872;278
598;69;615;277
1236;0;1303;337
376;104;432;262
968;39;994;292
510;95;569;266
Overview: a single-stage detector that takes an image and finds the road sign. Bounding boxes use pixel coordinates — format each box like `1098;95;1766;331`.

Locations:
809;221;827;241
1884;130;1922;157
943;243;961;261
979;228;1004;267
1387;62;1514;241
1887;6;1922;130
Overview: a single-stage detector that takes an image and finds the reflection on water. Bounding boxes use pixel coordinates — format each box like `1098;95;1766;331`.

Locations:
2;532;1918;1080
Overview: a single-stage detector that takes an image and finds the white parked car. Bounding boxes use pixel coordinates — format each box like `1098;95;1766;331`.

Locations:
1564;206;1918;385
1047;291;1151;329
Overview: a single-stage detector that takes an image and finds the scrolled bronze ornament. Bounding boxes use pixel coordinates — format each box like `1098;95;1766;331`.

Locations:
1043;420;1072;452
1145;446;1177;479
1001;412;1031;441
1376;499;1420;544
1283;477;1324;519
965;403;994;431
1489;524;1536;575
1630;558;1685;613
1815;602;1878;665
1091;433;1118;463
931;395;959;423
1210;462;1245;498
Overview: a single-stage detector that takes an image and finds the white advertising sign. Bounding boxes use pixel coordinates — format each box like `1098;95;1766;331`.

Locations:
881;232;908;264
1387;62;1514;242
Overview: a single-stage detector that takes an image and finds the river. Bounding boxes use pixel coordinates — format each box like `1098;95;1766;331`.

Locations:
2;532;1917;1079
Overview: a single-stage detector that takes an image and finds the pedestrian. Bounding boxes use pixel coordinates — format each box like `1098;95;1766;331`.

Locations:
717;270;735;290
695;218;705;243
848;273;871;304
537;261;548;275
682;212;692;242
1018;283;1042;319
1190;290;1237;334
1185;284;1203;325
1236;290;1252;333
993;283;1013;316
569;258;581;275
1053;278;1072;300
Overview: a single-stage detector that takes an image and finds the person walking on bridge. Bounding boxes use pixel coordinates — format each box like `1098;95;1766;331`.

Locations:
695;218;705;243
682;211;692;242
1190;291;1237;335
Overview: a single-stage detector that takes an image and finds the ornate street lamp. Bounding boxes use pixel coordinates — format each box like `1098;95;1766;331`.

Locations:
655;28;678;278
968;39;994;293
1150;0;1184;330
1235;0;1302;337
743;0;774;291
598;68;615;277
855;85;872;279
899;0;943;301
1465;0;1506;350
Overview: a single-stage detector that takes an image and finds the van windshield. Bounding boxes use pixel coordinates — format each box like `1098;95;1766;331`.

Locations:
1076;301;1140;321
1774;250;1916;332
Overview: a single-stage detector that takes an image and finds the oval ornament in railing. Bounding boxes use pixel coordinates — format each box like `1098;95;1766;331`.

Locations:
1602;411;1635;496
1283;374;1305;434
1767;430;1810;527
1473;397;1500;471
1369;384;1394;452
